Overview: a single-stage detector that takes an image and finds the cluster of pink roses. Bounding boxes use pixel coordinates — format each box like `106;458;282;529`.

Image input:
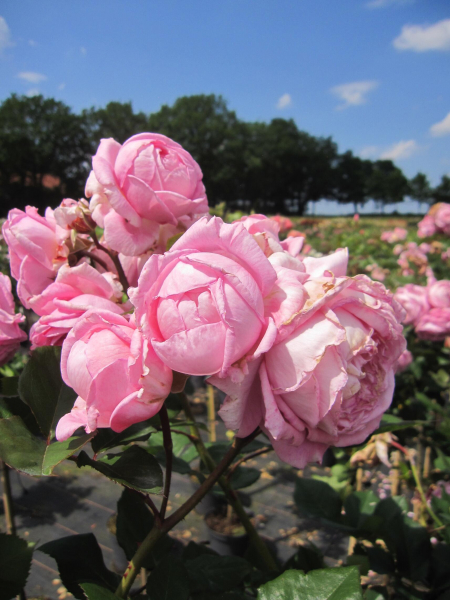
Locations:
418;203;450;238
380;227;407;244
395;277;450;341
2;132;407;468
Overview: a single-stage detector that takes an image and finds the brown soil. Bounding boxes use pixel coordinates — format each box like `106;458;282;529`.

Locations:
205;507;247;536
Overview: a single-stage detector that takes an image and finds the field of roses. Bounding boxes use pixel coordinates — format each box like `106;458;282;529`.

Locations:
0;133;450;600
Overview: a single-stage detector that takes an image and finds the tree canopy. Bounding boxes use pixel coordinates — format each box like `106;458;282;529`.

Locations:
0;93;444;216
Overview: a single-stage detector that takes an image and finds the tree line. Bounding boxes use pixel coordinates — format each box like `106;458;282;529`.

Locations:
0;93;449;217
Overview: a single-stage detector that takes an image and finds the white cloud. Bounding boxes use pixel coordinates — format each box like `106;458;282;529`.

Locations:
80;46;87;55
26;88;40;97
380;140;419;160
331;80;379;110
430;112;450;137
393;19;450;52
17;71;47;84
366;0;413;8
58;82;66;91
359;146;379;159
28;39;37;47
0;16;13;54
276;93;292;109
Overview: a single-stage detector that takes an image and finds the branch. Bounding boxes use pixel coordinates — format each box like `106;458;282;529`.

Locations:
159;405;173;520
226;446;273;481
90;230;130;293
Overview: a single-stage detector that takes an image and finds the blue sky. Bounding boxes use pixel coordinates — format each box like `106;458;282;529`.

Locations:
0;0;449;202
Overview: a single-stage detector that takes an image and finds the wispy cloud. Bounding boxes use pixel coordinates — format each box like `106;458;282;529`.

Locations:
28;39;37;47
430;112;450;137
359;146;379;159
17;71;47;84
58;82;66;91
0;16;13;54
276;93;292;109
393;19;450;52
26;88;40;97
366;0;413;9
380;140;419;160
80;46;87;56
331;80;379;110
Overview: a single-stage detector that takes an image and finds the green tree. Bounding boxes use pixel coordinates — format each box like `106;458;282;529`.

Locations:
85;101;148;146
409;172;432;206
332;151;373;213
0;94;91;215
367;160;409;211
433;174;450;205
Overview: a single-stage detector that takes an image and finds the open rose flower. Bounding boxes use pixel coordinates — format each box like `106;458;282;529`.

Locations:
235;214;303;258
211;249;406;468
0;273;27;365
86;133;208;256
394;284;430;326
29;263;127;348
130;216;280;380
56;310;173;440
2;206;69;308
415;309;450;341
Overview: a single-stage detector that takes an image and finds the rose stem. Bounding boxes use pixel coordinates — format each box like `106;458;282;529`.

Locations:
159;405;173;520
90;229;130;293
115;432;258;598
178;391;279;572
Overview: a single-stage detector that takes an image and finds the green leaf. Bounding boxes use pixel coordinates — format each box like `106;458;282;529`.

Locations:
0;533;33;600
116;488;171;569
0;396;41;436
343;491;382;534
185;555;251;594
374;415;425;434
284;544;325;572
80;583;118;600
18;346;76;439
257;567;363;600
166;232;183;250
77;446;163;493
146;555;190;600
434;449;450;473
91;419;157;454
294;477;342;522
182;541;218;560
0;416;93;476
38;533;119;599
229;466;261;490
0;377;19;397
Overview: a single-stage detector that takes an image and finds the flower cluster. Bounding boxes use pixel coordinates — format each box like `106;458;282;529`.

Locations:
380;227;407;244
418;202;450;238
2;132;407;468
395;277;450;341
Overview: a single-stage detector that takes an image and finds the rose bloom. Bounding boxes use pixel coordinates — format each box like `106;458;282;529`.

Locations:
53;198;95;233
236;214;304;258
29;263;126;348
86;133;208;256
380;228;407;243
394;284;430;326
2;206;69;308
428;280;450;308
211;249;406;467
56;310;173;440
131;216;282;380
395;349;413;373
417;214;437;238
270;215;294;233
416;308;450;341
0;273;27;365
434;203;450;236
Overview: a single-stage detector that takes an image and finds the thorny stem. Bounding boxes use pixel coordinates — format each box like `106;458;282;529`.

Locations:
91;229;130;293
391;440;444;529
178;392;278;572
76;249;110;271
159;405;173;521
115;433;257;598
226;446;273;481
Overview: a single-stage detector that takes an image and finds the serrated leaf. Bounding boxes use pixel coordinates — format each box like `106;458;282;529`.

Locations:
77;446;163;493
294;477;342;522
146;555;190;600
18;346;77;439
257;567;363;600
0;416;93;476
0;533;33;600
80;583;117;600
185;554;251;594
38;533;119;599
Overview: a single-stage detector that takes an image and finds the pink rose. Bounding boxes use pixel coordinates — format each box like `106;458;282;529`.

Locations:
2;207;69;308
236;214;303;258
130;216;279;379
428;280;450;308
270;215;294;233
416;308;450;341
395;349;413;373
418;214;437;238
56;310;173;440
211;250;406;468
53;198;95;233
434;203;450;235
29;263;126;348
86;133;208;256
394;284;430;326
0;273;27;366
380;228;407;243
